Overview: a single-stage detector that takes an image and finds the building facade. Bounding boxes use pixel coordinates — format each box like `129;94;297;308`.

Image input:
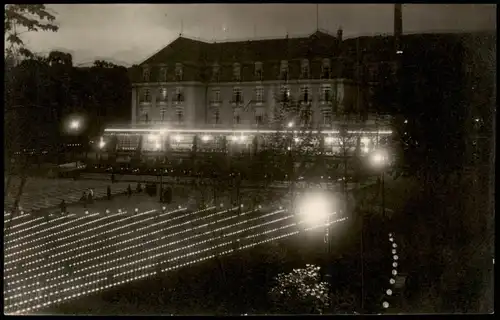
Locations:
104;30;394;156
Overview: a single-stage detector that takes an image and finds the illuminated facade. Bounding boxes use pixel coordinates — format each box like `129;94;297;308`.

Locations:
104;30;394;156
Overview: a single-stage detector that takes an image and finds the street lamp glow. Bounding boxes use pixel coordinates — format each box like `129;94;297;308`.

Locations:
287;121;294;128
148;134;158;142
371;151;388;167
155;143;161;150
202;135;211;142
294;137;300;143
239;135;247;142
325;136;334;143
69;120;80;130
296;192;332;226
383;301;390;308
174;134;182;142
98;139;106;149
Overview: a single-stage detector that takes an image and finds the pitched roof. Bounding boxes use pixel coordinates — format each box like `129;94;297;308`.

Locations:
140;30;341;66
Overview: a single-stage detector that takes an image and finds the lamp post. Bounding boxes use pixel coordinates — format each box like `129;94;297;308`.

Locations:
370;150;389;219
66;117;84;168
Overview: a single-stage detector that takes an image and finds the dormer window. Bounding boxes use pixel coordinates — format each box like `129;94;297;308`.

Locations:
159;66;167;82
301;59;310;79
212;63;220;82
233;63;241;81
175;63;183;81
142;67;150;81
280;60;289;81
322;58;331;79
254;62;263;80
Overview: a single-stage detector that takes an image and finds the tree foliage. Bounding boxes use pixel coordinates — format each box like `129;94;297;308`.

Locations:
269;264;331;314
4;4;58;59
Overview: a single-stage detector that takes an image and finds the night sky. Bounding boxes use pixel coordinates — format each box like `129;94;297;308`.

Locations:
21;4;496;66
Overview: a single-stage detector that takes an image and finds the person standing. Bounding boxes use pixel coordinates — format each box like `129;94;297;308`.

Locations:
107;185;112;200
111;172;115;184
81;191;87;208
127;184;132;198
60;200;66;216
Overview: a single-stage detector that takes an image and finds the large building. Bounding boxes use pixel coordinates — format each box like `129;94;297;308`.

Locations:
103;29;393;156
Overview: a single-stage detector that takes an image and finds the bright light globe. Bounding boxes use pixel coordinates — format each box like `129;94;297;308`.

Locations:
296;192;331;225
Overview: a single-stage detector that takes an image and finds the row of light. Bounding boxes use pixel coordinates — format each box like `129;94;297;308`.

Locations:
5;211;124;260
382;232;400;310
6;206;278;300
4;206;194;279
111;210;289;279
112;212;299;279
6;206;285;307
5;214;72;241
71;207;243;273
5;206;249;300
4;208;164;258
12;216;349;314
38;208;283;285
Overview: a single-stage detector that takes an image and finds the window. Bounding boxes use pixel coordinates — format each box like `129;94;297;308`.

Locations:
140;108;149;123
322;111;332;125
234;114;241;125
160;107;167;121
158;88;168;102
159;67;167;82
301;59;310;78
212;88;221;103
174;87;184;102
300;86;310;103
322;58;331;79
300;107;312;126
232;87;243;103
175;63;183;81
233;63;241;81
255;87;264;102
321;84;332;102
280;60;289;81
141;88;151;102
142;67;150;81
255;115;263;125
280;86;290;102
255;62;263;80
176;110;184;123
214;109;220;124
212;64;220;82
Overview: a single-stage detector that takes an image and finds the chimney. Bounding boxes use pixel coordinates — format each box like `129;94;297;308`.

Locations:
394;4;402;52
337;27;343;42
